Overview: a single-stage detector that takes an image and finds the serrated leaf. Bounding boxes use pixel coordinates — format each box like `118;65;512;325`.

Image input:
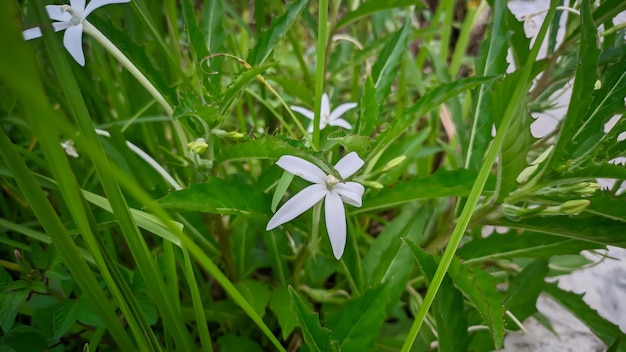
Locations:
326;131;372;157
215;136;333;173
504;260;548;329
220;62;279;115
30;241;49;270
546;0;600;171
234;280;271;319
405;242;470;352
0;289;29;333
373;75;497;157
355;168;495;213
544;282;624;347
289;286;337;352
448;258;505;349
458;230;605;262
156;178;269;216
182;0;210;63
493;215;626;248
325;283;390;351
247;0;308;66
270;286;299;340
217;334;265;352
371;18;411;103
336;0;425;29
53;299;79;340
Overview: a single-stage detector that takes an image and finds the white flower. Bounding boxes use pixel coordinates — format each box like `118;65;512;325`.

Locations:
266;152;365;259
61;140;79;158
291;93;357;132
22;0;130;66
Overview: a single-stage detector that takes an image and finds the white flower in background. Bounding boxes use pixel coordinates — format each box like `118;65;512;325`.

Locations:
291;93;357;132
266;152;365;259
22;0;130;66
60;140;79;158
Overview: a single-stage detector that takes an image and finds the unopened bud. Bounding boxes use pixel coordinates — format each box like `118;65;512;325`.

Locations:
212;129;244;139
559;199;590;215
187;138;208;154
361;180;384;189
576;182;601;196
383;155;406;171
594;80;602;90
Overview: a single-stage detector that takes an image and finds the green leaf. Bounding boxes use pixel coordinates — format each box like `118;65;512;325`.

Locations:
30;241;49;270
335;0;424;29
182;0;210;64
217;334;265;352
220;62;279;115
0;267;12;290
326;132;372;158
373;75;497;158
356;168;495;214
371;19;411;103
493;71;533;201
235;280;271;319
544;282;625;347
458;230;605;263
215;136;332;173
448;258;505;349
326;283;390;351
53;299;79;340
156;178;269;216
493;215;626;248
546;0;600;171
270;286;299;340
357;76;379;136
272;171;295;213
288;286;337;352
0;326;48;352
247;0;309;66
504;260;549;329
0;289;29;333
406;242;470;352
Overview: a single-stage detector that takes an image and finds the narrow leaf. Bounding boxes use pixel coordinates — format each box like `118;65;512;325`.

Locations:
336;0;425;29
504;260;549;328
288;286;337;352
371;19;411;103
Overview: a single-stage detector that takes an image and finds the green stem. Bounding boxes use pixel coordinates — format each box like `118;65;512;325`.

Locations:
401;2;558;351
313;0;329;149
449;1;483;77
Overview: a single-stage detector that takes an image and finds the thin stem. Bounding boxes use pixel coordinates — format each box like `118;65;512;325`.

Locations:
313;0;329;149
401;2;558;351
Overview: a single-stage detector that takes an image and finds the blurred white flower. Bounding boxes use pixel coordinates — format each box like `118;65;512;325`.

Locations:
266;152;365;259
22;0;130;66
291;93;356;132
60;140;79;158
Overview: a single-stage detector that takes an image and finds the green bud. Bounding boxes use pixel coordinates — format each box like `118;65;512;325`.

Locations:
382;155;406;171
187;138;208;154
594;79;602;90
212;129;244;139
559;199;590;215
361;180;384;189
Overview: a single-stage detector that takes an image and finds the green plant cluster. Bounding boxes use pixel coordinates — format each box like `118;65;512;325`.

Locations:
1;0;625;351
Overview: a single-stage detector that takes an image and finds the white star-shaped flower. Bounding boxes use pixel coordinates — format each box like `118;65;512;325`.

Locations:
291;93;357;132
22;0;130;66
266;152;365;259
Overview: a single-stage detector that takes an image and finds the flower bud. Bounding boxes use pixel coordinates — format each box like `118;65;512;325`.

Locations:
361;180;384;189
382;155;406;171
187;138;209;154
212;129;244;139
594;80;602;90
559;199;590;215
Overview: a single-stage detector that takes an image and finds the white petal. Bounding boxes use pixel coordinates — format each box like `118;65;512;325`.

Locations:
335;182;364;207
333;152;364;179
330;102;357;121
46;5;73;22
63;24;85;66
84;0;130;19
266;184;326;230
53;22;71;32
329;118;352;130
321;93;331;117
22;27;43;40
276;155;326;184
291;106;315;120
324;191;346;259
70;0;87;13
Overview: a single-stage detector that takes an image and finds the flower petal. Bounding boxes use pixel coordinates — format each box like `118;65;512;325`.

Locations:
46;5;72;22
63;24;85;66
321;93;330;117
84;0;130;19
291;106;314;120
335;182;364;207
333;152;364;179
70;0;86;13
324;191;346;259
266;184;326;230
329;118;352;129
330;102;357;121
22;27;43;40
53;22;71;32
276;155;326;184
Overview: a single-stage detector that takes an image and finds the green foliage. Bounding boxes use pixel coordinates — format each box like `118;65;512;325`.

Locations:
1;0;624;350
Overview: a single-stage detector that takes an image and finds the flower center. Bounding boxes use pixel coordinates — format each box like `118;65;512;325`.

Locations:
61;5;83;25
325;174;340;190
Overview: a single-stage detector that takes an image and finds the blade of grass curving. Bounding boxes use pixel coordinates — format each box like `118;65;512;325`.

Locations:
335;0;424;29
401;2;558;350
36;6;194;350
181;248;213;352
